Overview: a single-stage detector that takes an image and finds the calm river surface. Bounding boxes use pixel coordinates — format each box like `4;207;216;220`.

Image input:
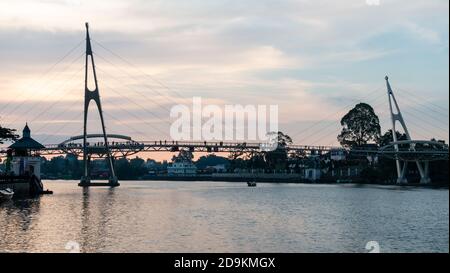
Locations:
0;181;448;253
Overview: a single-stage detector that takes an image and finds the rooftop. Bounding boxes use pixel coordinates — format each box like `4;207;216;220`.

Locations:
9;123;45;150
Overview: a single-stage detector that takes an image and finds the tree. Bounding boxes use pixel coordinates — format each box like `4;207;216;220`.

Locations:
266;131;292;148
228;150;245;171
0;125;18;144
130;157;147;178
115;158;132;179
172;150;194;163
378;129;408;147
264;131;293;170
288;150;307;173
244;151;266;170
196;154;230;169
337;103;381;148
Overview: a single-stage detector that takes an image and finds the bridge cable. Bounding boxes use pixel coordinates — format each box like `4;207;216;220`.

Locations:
292;86;386;143
103;112;148;139
28;68;85;124
96;76;172;136
289;85;385;139
0;39;84;117
92;39;191;104
96;83;170;138
391;92;449;127
397;113;448;140
401;109;448;134
397;87;449;116
39;111;84;144
308;95;432;146
94;52;186;111
95;64;173;119
306;93;388;146
33;97;83;136
5;65;84;128
2;52;85;125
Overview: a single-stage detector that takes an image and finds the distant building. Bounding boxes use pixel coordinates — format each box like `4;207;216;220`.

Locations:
301;155;324;181
304;168;321;181
167;161;197;176
329;149;346;161
9;124;45;179
331;165;361;180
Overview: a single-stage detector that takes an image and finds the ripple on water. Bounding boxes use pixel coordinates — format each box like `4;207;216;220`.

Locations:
0;181;448;253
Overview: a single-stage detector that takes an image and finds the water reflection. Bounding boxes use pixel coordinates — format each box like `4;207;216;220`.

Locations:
0;181;448;253
78;187;117;252
1;198;41;252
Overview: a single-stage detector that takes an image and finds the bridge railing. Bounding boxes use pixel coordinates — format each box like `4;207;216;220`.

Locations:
140;140;261;147
44;140;338;151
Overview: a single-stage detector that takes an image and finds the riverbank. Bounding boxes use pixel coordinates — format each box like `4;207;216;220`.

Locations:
143;176;449;188
41;175;449;188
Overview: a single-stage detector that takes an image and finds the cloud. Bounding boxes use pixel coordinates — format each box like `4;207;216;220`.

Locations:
402;22;442;45
0;0;448;148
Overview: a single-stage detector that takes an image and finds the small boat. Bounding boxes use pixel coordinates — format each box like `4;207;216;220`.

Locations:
247;181;257;187
0;188;14;202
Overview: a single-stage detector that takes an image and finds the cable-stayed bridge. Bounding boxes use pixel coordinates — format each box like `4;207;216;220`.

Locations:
0;23;448;186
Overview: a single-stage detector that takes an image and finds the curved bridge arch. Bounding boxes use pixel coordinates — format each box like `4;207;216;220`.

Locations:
60;134;133;145
380;140;449;162
57;134;144;158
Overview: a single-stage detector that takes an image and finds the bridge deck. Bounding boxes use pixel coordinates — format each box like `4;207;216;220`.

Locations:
1;140;448;160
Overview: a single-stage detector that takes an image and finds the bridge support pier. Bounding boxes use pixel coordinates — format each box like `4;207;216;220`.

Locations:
109;176;120;186
419;161;431;184
79;176;91;187
420;177;431;184
396;161;408;184
395;160;431;184
79;176;120;187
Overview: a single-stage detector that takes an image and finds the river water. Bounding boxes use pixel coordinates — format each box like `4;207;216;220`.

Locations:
0;181;448;253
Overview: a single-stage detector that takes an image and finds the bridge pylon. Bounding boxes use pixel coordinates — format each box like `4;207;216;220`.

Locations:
79;23;119;187
385;76;430;184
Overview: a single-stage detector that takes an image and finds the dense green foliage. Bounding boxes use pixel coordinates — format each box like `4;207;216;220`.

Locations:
196;154;230;169
338;103;381;148
0;124;18;144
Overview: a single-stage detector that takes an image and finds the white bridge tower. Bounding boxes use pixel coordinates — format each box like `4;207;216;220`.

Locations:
385;76;431;184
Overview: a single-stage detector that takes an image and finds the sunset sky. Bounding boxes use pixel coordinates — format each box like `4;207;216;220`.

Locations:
0;0;448;160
